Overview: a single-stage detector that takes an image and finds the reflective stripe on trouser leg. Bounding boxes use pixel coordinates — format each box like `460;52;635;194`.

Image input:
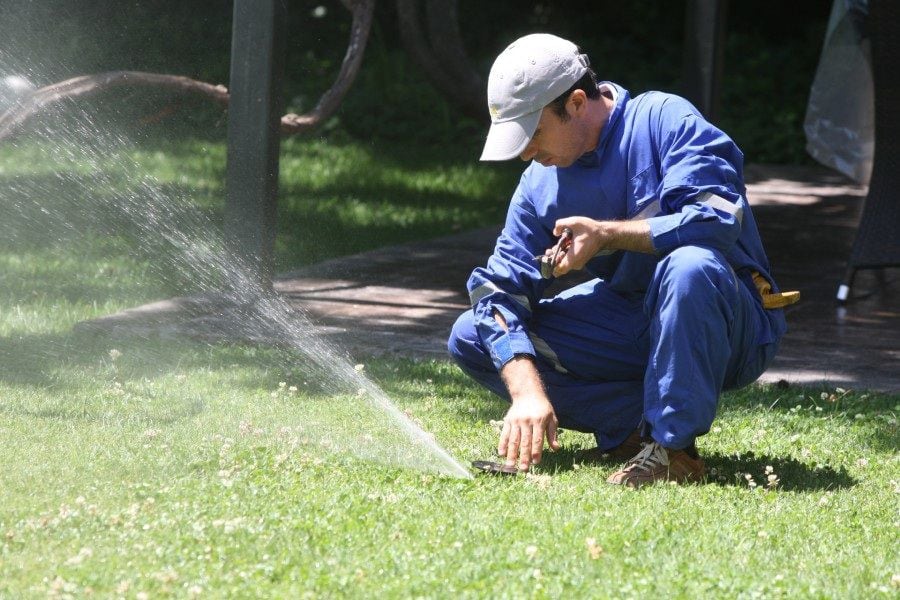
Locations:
642;246;762;450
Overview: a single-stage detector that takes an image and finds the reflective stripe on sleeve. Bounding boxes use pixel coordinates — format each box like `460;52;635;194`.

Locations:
698;191;743;224
631;199;661;220
469;281;532;312
528;332;569;374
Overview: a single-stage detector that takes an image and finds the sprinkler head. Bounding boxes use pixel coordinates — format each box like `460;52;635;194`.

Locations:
471;460;520;476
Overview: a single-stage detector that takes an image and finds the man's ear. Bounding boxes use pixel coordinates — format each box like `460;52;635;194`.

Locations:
567;89;587;117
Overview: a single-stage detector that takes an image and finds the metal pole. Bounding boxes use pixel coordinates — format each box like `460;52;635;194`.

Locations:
683;0;727;123
225;0;286;289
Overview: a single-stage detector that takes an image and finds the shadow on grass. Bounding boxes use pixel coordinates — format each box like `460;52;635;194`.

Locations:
532;447;857;491
703;450;856;491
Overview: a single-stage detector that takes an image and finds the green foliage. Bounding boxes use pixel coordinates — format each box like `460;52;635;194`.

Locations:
718;13;832;165
0;1;831;164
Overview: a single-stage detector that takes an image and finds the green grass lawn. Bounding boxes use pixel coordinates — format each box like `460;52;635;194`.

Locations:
1;134;898;597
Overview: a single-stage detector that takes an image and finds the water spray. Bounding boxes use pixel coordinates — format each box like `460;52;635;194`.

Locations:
0;51;472;479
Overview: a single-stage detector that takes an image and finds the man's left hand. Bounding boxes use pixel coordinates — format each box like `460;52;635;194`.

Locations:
549;217;656;276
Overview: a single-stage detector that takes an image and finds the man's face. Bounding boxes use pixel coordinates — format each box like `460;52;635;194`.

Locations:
518;102;590;168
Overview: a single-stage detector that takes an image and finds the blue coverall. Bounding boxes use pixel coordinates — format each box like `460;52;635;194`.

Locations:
447;83;786;452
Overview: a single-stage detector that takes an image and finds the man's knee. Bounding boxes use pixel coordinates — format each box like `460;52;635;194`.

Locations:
651;246;736;304
447;311;509;399
447;310;487;369
662;246;727;280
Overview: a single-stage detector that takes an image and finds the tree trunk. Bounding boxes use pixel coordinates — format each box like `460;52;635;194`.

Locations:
396;0;486;121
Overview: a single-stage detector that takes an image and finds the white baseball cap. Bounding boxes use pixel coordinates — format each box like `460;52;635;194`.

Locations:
480;34;590;161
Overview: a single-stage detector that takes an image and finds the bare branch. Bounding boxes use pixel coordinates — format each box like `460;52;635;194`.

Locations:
0;72;228;141
0;0;376;141
280;0;375;132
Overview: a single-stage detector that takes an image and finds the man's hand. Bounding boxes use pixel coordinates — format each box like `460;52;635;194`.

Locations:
549;217;656;276
499;395;560;470
497;355;560;471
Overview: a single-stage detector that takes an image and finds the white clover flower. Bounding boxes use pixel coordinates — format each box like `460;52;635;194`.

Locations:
65;547;93;566
109;348;122;361
586;537;603;559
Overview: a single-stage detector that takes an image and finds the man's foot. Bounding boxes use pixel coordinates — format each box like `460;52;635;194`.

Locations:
575;429;645;464
607;442;705;488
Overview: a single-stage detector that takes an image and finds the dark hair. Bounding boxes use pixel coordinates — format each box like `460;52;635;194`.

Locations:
548;69;600;120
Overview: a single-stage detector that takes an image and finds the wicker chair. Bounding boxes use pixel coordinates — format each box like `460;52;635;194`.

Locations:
837;0;900;302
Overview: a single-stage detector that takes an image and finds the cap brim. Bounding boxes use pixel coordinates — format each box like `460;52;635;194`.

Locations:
479;110;542;161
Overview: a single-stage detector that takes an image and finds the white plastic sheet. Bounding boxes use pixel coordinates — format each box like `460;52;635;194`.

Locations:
804;0;873;184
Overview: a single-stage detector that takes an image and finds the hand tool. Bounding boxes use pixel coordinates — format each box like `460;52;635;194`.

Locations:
535;227;573;279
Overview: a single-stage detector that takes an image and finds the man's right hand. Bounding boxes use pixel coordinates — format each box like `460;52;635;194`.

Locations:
497;355;560;470
499;394;560;471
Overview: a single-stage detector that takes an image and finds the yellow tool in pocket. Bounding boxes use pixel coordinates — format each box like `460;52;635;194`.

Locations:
753;271;800;309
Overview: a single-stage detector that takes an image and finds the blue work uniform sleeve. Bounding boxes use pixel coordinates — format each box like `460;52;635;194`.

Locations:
646;104;747;255
467;178;553;370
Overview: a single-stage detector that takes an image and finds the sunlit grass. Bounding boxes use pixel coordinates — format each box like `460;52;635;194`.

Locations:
1;134;514;274
0;344;897;597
